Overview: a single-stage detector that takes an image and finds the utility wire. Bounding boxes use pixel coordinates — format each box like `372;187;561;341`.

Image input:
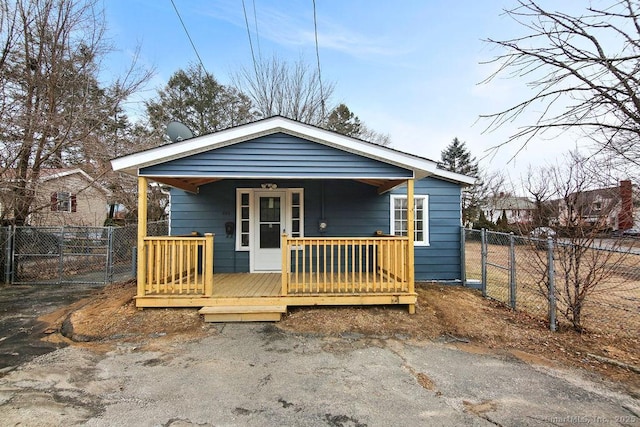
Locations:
170;0;207;72
252;0;262;59
242;0;259;77
312;0;325;118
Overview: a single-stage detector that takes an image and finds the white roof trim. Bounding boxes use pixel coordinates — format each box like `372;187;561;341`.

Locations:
42;168;112;195
41;168;91;182
111;116;476;185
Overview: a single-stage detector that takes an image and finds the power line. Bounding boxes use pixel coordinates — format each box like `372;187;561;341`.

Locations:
241;0;259;77
252;0;262;59
312;0;325;118
170;0;207;72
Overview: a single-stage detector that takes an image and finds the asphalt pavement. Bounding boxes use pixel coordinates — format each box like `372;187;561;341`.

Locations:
0;320;638;426
0;283;104;371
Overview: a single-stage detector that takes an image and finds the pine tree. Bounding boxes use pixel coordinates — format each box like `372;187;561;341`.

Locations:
440;138;480;226
325;104;362;137
440;138;479;177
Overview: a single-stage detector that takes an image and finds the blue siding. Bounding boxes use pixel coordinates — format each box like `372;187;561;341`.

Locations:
169;177;463;280
391;179;463;282
141;133;412;178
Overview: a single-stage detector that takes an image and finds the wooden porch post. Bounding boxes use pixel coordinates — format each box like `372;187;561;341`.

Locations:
407;178;416;314
204;233;214;297
137;176;148;299
281;233;288;296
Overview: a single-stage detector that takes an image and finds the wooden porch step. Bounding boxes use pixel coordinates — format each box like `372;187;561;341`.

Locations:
198;305;288;322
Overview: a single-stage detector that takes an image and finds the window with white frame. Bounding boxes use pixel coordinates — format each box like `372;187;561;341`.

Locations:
289;190;303;238
237;190;251;250
390;194;429;246
51;191;76;212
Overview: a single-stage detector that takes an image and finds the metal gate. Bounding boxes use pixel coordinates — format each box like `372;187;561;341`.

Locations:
11;226;113;285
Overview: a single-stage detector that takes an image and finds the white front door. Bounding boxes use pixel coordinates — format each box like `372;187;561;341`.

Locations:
251;191;286;272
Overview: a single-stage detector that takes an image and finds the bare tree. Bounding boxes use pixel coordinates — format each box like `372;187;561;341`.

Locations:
481;0;640;168
233;55;335;126
0;0;152;225
524;152;637;331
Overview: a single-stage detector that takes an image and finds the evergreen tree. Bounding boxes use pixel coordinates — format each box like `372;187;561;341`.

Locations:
440;138;480;226
146;63;256;139
323;103;391;145
439;138;479;177
497;210;509;230
325;104;361;137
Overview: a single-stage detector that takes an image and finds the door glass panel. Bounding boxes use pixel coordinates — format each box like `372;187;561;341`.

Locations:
260;197;280;222
259;196;281;249
260;224;280;248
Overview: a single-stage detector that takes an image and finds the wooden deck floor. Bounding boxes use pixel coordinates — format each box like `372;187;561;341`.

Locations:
145;272;408;297
213;273;280;297
138;272;416;311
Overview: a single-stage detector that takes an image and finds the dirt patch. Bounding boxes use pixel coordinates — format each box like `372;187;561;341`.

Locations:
41;280;209;350
38;281;639;395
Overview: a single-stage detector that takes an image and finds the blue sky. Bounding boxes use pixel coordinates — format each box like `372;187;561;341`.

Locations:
103;0;580;179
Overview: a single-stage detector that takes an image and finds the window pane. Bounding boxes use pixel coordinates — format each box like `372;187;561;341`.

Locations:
292;220;300;233
241;193;249;205
292;193;300;205
416;231;423;241
260;224;280;248
241;234;249;247
415;199;423;209
241;221;249;233
292;207;300;218
260;197;280;222
241;207;249;219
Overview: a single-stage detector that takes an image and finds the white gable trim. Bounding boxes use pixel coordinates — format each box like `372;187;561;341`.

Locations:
42;168;92;182
41;168;112;196
110;116;476;186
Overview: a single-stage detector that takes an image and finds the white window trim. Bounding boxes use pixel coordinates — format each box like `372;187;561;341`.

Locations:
235;188;304;251
236;189;252;251
390;194;429;246
57;191;72;213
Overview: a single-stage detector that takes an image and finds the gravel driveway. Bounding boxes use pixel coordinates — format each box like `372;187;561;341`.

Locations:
0;321;638;426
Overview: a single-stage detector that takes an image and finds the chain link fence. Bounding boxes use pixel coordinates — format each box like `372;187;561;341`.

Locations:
464;228;640;338
2;221;168;285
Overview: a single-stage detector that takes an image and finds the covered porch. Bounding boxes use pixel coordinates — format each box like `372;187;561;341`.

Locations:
135;180;418;320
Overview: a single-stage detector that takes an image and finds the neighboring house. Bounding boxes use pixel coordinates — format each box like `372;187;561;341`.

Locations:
553;180;636;231
111;116;475;320
482;194;536;225
0;168;110;227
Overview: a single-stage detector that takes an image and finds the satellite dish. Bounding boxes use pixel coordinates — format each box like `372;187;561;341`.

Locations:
166;121;194;143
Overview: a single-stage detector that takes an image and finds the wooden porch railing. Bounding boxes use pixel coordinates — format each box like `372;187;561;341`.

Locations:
141;233;214;296
281;235;411;295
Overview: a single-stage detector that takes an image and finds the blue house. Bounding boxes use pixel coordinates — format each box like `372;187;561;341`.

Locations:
111;116;475;321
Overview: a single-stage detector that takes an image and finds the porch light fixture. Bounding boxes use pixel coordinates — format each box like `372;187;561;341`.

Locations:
261;183;278;190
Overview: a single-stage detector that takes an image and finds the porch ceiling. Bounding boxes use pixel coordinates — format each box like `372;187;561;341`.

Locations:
147;176;406;194
153;177;222;193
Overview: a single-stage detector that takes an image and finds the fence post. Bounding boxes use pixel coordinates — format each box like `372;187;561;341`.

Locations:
481;228;487;297
106;226;114;284
460;227;467;287
509;232;516;310
57;226;64;285
547;236;557;332
132;246;137;280
4;226;12;284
